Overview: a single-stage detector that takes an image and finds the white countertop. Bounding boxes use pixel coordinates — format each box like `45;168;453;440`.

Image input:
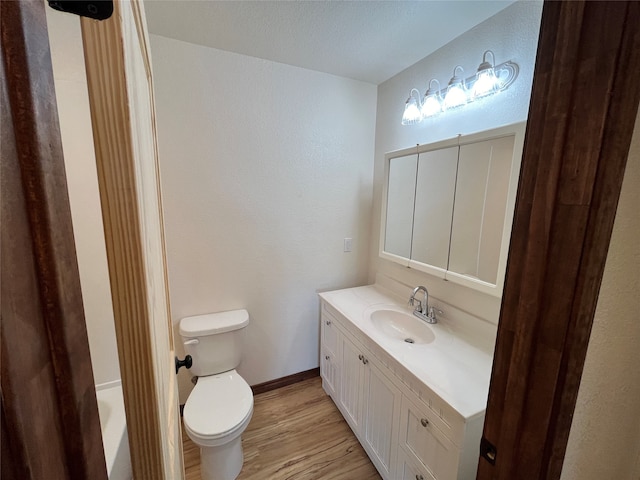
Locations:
319;284;494;420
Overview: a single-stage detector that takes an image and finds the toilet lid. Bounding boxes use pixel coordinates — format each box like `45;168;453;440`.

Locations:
183;370;253;440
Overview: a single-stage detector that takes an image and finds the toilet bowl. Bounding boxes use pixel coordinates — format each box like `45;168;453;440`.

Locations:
180;310;253;480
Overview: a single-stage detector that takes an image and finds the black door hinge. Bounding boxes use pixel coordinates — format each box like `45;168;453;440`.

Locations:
47;1;113;21
480;436;497;465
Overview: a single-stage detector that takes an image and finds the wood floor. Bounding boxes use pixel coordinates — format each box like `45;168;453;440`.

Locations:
182;376;382;480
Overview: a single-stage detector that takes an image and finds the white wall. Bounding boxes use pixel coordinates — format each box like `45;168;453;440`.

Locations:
149;35;377;399
45;8;120;386
561;111;640;480
370;1;543;323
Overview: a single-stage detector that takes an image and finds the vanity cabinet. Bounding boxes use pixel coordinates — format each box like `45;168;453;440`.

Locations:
320;299;484;480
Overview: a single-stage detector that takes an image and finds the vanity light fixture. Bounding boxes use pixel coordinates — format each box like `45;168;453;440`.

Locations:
421;79;443;118
443;66;468;110
400;50;519;125
401;88;423;125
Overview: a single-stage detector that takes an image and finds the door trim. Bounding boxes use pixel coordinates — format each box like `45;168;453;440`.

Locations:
1;1;106;478
479;2;640;478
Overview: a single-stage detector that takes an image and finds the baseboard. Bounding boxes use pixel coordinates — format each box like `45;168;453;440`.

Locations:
250;367;320;396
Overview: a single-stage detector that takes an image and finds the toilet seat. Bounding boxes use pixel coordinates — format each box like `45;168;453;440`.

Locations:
183;370;254;447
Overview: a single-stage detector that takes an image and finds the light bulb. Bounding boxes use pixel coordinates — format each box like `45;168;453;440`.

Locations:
401;89;422;125
443;66;467;110
421;79;442;118
421;95;442;117
443;84;467;110
472;50;500;99
402;100;421;125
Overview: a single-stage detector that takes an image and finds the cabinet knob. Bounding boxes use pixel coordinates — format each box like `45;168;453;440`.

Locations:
325;355;330;360
415;475;424;480
325;320;331;325
420;418;429;427
358;354;363;360
362;357;369;365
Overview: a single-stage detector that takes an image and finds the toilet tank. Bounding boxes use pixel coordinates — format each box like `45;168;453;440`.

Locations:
179;310;249;377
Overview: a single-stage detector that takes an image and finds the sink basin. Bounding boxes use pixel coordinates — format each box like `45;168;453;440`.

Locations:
369;309;435;345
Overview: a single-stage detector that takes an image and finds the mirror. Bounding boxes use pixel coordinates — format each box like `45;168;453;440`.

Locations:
448;135;515;285
380;123;525;296
384;154;417;259
411;146;458;270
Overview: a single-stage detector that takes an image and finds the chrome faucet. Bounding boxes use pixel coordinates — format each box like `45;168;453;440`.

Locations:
409;285;437;324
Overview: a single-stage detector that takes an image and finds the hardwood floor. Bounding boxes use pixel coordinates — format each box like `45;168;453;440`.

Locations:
182;376;382;480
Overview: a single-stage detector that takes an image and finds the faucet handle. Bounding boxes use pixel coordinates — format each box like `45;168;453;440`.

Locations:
410;298;422;311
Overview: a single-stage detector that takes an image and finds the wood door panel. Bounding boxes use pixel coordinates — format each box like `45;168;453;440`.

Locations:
81;0;183;478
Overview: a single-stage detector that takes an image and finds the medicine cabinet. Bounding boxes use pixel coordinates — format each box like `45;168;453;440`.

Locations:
380;123;525;296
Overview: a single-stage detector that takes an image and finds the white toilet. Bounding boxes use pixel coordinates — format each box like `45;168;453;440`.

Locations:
179;310;254;480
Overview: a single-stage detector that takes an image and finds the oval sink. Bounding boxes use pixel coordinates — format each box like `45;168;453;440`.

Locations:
369;309;435;345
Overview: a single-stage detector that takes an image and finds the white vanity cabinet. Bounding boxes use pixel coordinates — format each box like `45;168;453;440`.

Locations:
319;299;485;480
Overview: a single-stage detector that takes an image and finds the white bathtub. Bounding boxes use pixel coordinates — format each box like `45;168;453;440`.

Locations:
96;383;132;480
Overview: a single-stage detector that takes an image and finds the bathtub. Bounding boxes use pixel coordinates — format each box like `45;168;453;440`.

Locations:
96;383;132;480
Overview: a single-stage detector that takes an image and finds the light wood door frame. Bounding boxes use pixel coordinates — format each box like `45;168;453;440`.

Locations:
80;0;184;478
479;1;640;478
1;1;107;478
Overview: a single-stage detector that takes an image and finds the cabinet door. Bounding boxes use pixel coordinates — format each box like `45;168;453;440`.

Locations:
362;358;401;478
321;309;339;357
399;396;460;480
411;146;459;270
320;347;339;399
339;335;365;432
448;135;515;285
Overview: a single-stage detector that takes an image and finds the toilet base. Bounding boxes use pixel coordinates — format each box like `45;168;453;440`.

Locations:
199;436;244;480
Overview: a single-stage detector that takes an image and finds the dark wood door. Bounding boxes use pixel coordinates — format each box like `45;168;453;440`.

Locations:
1;1;107;478
479;2;640;479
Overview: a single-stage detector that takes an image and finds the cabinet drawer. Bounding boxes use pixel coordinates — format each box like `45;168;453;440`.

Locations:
397;447;436;480
321;309;340;356
404;376;465;442
399;395;460;479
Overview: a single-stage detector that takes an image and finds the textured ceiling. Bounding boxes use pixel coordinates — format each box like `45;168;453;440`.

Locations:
144;0;515;85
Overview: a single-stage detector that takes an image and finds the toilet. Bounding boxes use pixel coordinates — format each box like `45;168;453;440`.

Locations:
180;310;254;480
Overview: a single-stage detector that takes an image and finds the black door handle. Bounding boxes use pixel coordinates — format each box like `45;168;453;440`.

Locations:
175;355;192;374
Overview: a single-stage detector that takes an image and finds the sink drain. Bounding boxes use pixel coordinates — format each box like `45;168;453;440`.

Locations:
404;338;415;344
